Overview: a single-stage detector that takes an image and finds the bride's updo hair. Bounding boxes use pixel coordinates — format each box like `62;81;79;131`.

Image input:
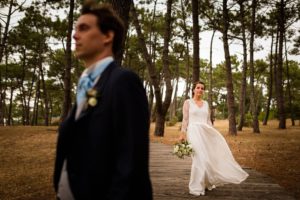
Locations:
192;81;205;97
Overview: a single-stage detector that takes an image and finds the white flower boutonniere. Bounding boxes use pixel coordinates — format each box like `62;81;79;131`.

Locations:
86;88;99;107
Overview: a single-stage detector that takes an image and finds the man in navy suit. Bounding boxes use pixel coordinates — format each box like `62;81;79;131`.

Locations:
54;2;152;199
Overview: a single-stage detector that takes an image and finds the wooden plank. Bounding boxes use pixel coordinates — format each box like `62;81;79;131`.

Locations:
149;143;295;200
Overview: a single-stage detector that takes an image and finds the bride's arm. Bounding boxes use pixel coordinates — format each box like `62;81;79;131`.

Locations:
206;101;213;126
181;99;189;132
180;100;189;140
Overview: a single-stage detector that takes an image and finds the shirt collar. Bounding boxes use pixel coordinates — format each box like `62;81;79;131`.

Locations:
81;56;114;78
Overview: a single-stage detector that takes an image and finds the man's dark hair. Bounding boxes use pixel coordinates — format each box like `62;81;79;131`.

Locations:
81;2;125;56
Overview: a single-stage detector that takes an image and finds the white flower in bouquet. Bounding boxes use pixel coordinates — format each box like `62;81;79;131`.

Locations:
173;140;194;159
173;145;179;153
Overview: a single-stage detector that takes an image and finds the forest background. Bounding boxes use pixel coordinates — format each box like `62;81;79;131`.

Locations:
1;0;300;199
0;0;300;135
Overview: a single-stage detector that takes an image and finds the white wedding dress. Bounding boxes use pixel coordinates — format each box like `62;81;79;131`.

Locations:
181;99;249;196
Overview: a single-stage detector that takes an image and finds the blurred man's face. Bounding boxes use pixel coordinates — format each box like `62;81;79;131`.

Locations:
73;14;112;64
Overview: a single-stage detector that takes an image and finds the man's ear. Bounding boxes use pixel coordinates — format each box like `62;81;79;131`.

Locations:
103;30;114;45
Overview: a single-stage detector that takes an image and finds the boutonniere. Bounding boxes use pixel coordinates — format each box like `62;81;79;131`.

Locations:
86;88;100;107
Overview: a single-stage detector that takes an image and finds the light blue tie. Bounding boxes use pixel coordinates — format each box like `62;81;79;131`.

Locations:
76;57;113;106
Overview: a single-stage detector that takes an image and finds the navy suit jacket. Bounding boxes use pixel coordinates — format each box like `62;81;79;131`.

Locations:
54;62;152;200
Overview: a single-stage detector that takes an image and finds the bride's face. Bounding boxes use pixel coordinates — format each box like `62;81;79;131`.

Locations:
193;83;205;97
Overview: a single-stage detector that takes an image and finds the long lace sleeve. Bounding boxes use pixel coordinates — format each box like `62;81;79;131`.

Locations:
181;99;189;133
206;101;213;126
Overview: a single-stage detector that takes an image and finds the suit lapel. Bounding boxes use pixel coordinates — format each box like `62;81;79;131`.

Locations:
76;62;117;122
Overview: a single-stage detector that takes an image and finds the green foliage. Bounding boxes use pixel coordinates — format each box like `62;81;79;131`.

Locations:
259;109;276;121
166;116;178;127
0;63;23;80
284;60;300;120
123;35;147;75
1;0;300;127
244;112;254;127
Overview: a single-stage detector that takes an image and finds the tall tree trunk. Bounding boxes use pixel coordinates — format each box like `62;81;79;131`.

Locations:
0;70;4;125
0;0;13;63
155;0;173;136
0;23;3;125
273;28;279;113
149;0;157;59
173;79;179;119
2;48;9;124
263;32;274;125
36;36;49;126
180;0;191;100
209;30;216;124
131;4;163;134
0;0;24;125
7;84;14;126
19;48;26;125
32;79;41;126
26;66;37;125
148;0;158;118
39;59;49;126
170;63;179;120
131;1;173;136
222;0;237;135
49;96;53;125
284;36;294;125
61;0;74;122
0;51;9;125
192;0;200;83
20;89;26;125
110;0;132;65
237;0;248;131
148;84;154;121
276;0;286;129
249;0;260;133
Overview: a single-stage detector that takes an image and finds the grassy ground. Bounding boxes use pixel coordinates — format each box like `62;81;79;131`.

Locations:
0;126;57;199
0;120;299;199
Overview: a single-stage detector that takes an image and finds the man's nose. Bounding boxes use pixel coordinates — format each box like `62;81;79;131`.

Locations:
73;31;79;40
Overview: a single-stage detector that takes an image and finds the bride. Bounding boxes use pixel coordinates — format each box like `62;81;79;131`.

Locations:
180;81;248;196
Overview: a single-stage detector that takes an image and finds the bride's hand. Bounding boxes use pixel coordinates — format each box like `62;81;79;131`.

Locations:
178;133;186;142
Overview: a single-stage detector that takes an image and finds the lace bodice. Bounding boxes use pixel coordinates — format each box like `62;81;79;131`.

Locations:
181;99;212;133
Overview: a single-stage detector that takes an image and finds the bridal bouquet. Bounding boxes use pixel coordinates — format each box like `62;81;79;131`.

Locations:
173;140;193;159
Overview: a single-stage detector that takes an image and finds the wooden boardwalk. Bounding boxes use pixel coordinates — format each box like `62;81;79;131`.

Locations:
150;142;295;200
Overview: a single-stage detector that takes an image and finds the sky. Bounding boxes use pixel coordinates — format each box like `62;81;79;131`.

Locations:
200;28;300;66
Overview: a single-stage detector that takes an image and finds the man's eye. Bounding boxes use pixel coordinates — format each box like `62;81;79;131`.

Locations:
78;25;89;31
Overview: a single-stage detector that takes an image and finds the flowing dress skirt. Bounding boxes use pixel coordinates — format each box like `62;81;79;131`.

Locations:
187;122;248;196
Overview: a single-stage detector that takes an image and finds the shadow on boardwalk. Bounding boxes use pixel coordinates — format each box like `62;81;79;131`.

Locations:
150;142;295;200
